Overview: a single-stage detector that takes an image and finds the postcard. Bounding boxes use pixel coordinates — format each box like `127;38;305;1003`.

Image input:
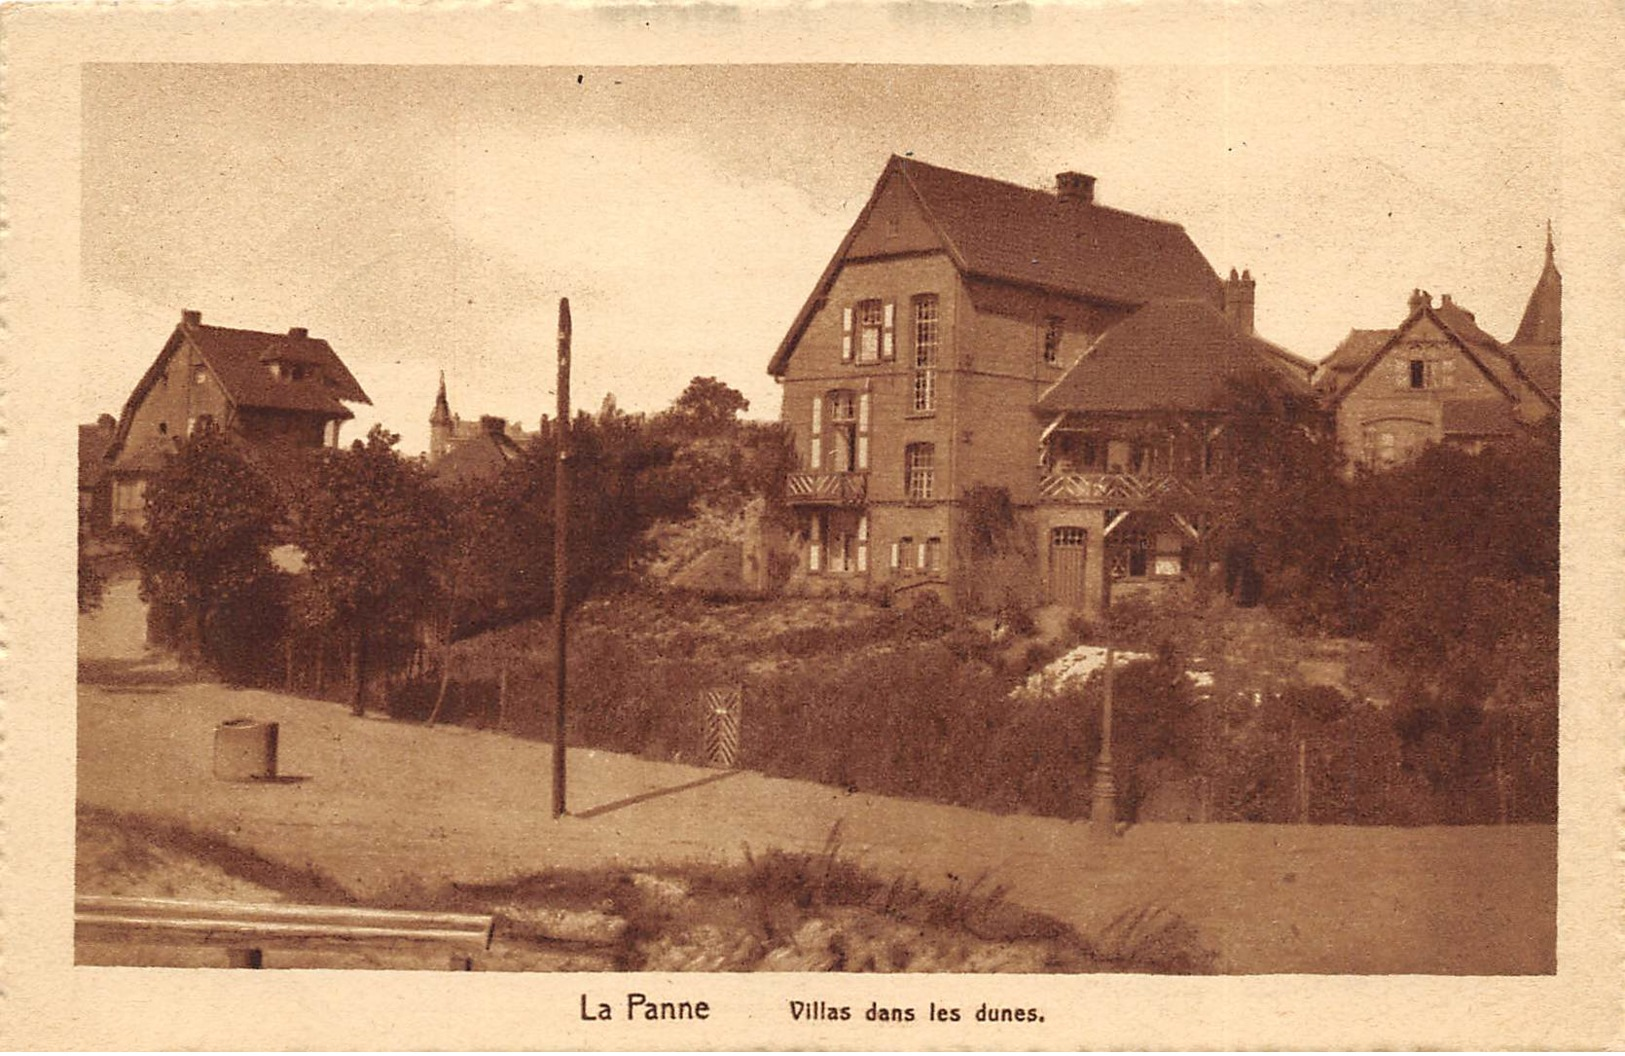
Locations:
3;2;1622;1050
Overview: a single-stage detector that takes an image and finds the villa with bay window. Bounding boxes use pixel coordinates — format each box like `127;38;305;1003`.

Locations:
767;156;1314;616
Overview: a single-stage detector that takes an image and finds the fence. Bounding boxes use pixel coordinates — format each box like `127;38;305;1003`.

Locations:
76;895;494;969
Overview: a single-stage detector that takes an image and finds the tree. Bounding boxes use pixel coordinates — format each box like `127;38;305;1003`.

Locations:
1206;368;1349;620
665;376;750;435
133;432;283;667
293;426;449;715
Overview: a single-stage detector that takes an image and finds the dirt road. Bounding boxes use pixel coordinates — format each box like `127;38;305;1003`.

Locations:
77;580;1555;974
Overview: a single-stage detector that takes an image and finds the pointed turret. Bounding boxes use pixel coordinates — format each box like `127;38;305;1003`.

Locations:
1507;225;1562;406
1512;222;1561;347
429;371;454;462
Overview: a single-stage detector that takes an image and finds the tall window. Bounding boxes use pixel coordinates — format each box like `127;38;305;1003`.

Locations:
1043;316;1065;366
912;295;939;413
905;443;935;501
856;300;885;364
826;390;857;471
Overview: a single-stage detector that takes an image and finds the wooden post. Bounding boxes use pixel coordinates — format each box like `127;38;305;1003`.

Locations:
552;297;572;820
1297;739;1308;824
349;629;366;717
1495;731;1508;825
1090;647;1117;837
497;662;509;732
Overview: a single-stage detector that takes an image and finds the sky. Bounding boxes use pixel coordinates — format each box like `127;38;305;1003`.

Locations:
80;64;1561;455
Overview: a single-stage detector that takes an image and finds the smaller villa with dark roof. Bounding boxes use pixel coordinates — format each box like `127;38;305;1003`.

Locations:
768;155;1313;616
1315;232;1560;471
104;309;372;527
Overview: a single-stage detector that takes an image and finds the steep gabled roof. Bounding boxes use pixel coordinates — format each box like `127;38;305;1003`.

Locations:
1316;329;1396;393
897;157;1222;306
429;424;524;488
1036;300;1311;414
1328;297;1552;414
769;156;1222;376
1507;345;1560;405
190;322;370;412
107;314;371;467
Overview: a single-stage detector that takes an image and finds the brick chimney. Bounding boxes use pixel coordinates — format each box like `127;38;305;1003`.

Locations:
479;414;508;437
288;326;308;340
181;309;201;326
1055;171;1096;205
1408;288;1431;313
1222;268;1256;335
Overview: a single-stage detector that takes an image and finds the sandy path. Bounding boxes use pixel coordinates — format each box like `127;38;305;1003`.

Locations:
76;581;1556;974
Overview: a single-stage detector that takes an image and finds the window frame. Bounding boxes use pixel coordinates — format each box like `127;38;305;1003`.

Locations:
912;294;939;414
855;299;885;365
905;442;936;501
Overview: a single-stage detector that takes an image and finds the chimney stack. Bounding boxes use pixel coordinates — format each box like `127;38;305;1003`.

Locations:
288;326;308;340
1408;288;1431;313
1055;171;1096;205
181;309;201;326
1222;268;1256;335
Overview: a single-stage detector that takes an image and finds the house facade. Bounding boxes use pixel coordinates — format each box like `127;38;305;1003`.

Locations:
1317;237;1560;470
104;310;372;527
767;156;1311;615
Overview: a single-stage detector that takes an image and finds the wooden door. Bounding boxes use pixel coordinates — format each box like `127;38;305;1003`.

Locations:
1047;526;1088;607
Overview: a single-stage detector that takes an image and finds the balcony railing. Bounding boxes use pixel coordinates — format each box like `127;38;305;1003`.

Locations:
1038;471;1202;504
785;471;868;506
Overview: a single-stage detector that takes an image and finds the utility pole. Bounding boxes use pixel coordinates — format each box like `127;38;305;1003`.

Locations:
551;297;572;820
1091;646;1118;838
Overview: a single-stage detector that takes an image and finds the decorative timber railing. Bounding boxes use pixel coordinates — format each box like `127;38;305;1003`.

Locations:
1038;471;1204;504
785;471;868;506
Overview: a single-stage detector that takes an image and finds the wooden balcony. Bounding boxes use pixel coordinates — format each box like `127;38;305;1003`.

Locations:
1038;471;1203;505
785;471;868;506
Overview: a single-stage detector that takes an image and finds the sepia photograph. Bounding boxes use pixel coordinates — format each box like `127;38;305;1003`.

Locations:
72;61;1564;977
2;4;1620;1048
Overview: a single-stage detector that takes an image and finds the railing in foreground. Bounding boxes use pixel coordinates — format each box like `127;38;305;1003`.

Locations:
75;894;494;969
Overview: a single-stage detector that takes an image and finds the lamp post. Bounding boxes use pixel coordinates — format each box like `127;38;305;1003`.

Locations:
1090;645;1118;837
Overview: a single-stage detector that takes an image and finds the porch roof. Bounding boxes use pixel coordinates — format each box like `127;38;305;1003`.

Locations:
1037;299;1312;414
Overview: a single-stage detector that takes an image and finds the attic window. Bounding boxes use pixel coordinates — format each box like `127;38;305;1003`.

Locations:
1409;360;1425;389
856;300;886;364
194;368;208;385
